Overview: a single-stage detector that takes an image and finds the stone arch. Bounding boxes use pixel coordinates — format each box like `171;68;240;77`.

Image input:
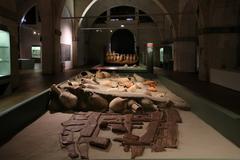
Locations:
76;0;173;66
82;4;159;28
77;0;174;41
179;0;197;37
151;0;176;38
17;0;38;23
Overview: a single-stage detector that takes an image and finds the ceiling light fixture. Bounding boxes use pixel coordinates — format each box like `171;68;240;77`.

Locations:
126;18;133;21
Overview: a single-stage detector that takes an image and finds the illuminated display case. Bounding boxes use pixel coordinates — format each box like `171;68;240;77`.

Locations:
31;46;41;59
0;30;11;77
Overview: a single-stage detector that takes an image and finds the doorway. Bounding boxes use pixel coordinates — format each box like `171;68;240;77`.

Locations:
19;6;42;72
111;29;135;54
159;46;173;71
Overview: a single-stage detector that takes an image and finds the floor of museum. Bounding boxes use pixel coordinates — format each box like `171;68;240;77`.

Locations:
0;109;240;160
0;67;240;159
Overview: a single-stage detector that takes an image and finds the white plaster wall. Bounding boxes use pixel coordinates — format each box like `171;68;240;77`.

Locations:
60;7;73;70
20;26;41;59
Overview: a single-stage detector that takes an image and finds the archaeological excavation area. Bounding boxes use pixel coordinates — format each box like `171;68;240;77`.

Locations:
0;71;240;160
0;0;240;160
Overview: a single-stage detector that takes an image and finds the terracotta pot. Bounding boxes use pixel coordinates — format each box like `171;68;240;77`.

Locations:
109;97;127;113
88;93;109;110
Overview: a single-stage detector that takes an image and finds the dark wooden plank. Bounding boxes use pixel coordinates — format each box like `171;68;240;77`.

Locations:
89;137;111;149
131;146;145;159
65;125;85;132
80;112;101;137
112;124;127;134
59;131;74;146
66;143;79;159
151;139;166;152
77;142;89;159
132;114;152;122
123;114;133;152
140;111;161;144
166;108;182;123
124;114;133;133
72;114;88;120
140;121;158;145
61;120;86;126
165;122;178;148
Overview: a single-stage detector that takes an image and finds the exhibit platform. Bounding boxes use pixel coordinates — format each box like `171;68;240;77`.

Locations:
91;64;148;73
0;109;240;159
0;71;240;159
210;68;240;92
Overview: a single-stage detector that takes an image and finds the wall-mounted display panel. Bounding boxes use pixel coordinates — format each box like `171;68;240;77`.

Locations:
31;46;41;59
61;44;71;61
0;30;11;77
160;48;164;63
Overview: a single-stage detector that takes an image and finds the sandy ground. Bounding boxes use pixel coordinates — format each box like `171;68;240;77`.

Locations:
0;110;240;160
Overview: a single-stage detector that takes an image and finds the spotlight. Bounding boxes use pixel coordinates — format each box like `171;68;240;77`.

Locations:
110;30;113;33
126;18;133;21
33;31;37;35
121;25;125;28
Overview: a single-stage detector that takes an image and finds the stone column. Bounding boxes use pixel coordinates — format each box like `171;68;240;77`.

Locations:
38;0;62;74
196;0;240;81
9;23;19;90
38;0;55;74
54;29;61;73
198;35;208;81
72;40;78;67
173;38;197;72
198;28;240;81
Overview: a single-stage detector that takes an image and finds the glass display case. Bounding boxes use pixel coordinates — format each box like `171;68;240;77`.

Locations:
0;30;11;77
31;46;41;59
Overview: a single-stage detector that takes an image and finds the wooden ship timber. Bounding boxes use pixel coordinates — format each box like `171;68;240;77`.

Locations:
105;51;139;65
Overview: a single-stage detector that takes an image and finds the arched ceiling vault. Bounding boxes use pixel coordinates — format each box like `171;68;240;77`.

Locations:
16;0;37;24
178;0;197;37
77;0;176;38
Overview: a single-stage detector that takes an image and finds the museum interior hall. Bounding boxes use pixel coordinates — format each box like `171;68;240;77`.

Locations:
0;0;240;159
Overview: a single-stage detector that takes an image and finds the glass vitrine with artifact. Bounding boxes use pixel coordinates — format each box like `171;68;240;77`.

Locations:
0;29;11;77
